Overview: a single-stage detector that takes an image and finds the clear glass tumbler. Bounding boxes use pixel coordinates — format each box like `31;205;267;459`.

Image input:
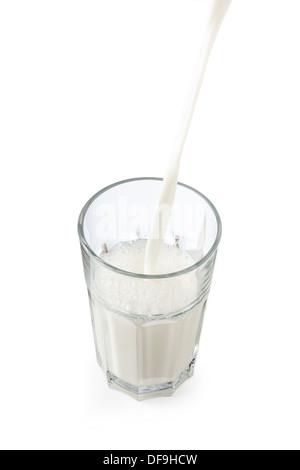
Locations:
78;178;222;400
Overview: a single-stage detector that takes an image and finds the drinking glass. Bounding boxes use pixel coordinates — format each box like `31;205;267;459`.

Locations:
78;178;222;400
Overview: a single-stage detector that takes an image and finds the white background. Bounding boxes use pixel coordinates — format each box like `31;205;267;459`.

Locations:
0;0;299;450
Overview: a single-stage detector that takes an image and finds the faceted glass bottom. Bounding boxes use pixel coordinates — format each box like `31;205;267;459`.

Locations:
105;357;196;401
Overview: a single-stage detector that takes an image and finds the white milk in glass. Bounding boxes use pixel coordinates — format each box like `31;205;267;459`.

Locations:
92;240;206;387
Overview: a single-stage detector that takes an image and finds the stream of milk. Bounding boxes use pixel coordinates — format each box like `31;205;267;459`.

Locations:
144;0;232;274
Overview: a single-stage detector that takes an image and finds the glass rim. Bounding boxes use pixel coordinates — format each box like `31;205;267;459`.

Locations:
78;177;222;279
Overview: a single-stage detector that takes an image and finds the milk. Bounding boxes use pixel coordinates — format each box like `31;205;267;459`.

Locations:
88;240;207;389
145;0;232;274
79;0;230;398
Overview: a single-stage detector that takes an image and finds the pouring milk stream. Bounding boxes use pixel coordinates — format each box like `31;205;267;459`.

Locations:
144;0;232;274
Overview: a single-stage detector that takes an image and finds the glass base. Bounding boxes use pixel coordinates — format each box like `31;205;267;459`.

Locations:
105;357;196;401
